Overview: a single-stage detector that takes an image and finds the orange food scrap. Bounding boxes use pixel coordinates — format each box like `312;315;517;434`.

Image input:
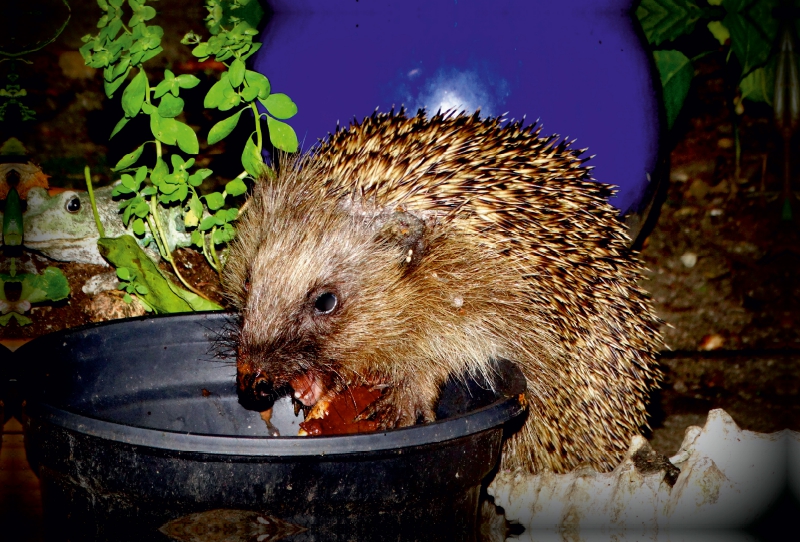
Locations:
298;386;383;436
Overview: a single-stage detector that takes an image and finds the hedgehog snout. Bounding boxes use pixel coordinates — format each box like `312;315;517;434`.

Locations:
237;367;275;399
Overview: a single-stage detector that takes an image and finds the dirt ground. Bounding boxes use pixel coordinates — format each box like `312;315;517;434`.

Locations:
1;2;798;459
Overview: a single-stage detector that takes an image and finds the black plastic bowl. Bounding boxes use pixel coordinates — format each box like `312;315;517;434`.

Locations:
19;312;526;541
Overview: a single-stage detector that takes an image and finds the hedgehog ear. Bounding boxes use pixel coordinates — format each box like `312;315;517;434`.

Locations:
374;211;427;267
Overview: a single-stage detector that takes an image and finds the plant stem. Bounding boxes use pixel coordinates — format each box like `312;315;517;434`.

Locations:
201;234;216;271
147;197;213;300
84;165;106;238
251;102;263;150
146;213;168;258
209;226;222;271
734;122;741;185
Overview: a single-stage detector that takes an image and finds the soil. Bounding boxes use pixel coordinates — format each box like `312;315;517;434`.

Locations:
1;2;798;458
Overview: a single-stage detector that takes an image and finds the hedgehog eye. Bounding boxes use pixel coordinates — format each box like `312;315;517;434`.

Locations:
314;292;337;314
65;195;81;213
244;278;250;293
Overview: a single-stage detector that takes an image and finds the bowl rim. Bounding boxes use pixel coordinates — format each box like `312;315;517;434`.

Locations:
21;312;527;457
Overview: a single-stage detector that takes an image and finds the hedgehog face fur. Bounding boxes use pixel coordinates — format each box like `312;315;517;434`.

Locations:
223;110;662;473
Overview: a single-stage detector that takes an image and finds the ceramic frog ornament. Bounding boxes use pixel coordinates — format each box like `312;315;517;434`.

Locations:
7;184;191;265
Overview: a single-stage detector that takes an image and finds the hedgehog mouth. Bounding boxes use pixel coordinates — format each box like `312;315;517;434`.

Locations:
289;373;325;407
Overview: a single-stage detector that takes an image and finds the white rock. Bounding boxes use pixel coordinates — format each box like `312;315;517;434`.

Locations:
680;252;698;268
489;409;791;534
82;272;120;296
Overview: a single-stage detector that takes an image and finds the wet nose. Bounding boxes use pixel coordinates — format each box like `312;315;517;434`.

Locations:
253;373;272;398
237;367;275;399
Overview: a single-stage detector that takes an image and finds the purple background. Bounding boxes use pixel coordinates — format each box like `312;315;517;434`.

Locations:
254;0;662;216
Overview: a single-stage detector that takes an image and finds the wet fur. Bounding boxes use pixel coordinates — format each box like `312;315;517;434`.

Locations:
223;110;662;473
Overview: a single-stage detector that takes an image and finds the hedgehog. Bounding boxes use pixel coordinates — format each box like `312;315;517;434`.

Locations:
222;109;663;473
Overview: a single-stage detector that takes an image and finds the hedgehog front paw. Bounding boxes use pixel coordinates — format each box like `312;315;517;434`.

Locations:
355;386;436;429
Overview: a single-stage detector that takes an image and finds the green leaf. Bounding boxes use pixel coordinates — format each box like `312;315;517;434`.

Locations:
110;116;130;138
262;93;297;119
741;61;775;106
114;143;145;171
245;70;270;99
223;208;239;222
724;10;773;76
135;283;150;295
97;235;222;313
104;66;131;97
635;0;704;47
142;102;156;114
154;78;174;98
184;194;203;227
111;55;131;80
152;157;168;183
139;46;164;64
175;122;199;154
212;223;236;244
191;230;204;247
121;68;147;117
103;18;123;42
120;173;137;190
241;85;259;102
170;154;186;171
204;192;225;211
229;58;246;87
192;42;211;59
169;184;189;203
189;192;204;216
117;267;132;281
119;199;135;216
176;74;200;89
132;218;146;236
79;41;95;63
241;134;264;177
208;109;244;145
158;181;178;194
113;183;135;196
219;88;242;111
151;115;179;145
204;73;232;109
188;168;213;186
135;165;148;183
653;50;693;130
199;215;217;231
241;42;262;62
225;178;248;197
266;116;299;153
707;21;730;46
15;268;70;305
133;199;150;217
158;94;185;118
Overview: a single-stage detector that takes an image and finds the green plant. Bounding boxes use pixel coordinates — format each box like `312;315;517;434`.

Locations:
0;262;70;326
79;0;298;303
639;0;800;217
115;266;152;310
637;0;784;129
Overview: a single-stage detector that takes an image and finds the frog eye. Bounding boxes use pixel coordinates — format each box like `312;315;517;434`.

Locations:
65;195;81;213
314;292;337;314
